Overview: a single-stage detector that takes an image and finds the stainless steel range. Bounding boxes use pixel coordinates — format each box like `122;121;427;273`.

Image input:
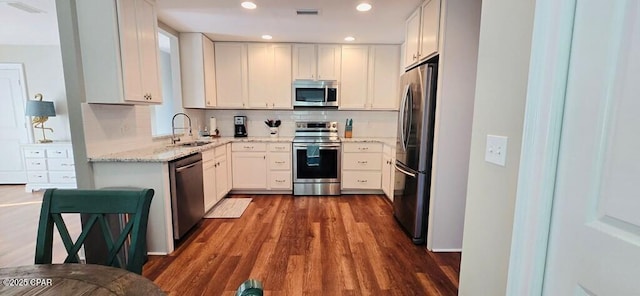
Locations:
292;121;341;195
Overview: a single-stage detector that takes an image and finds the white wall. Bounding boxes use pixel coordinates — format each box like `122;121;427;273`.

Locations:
0;45;71;142
458;0;537;295
205;109;398;139
426;0;482;251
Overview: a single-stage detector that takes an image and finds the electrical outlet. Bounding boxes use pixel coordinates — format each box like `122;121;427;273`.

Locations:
485;135;508;166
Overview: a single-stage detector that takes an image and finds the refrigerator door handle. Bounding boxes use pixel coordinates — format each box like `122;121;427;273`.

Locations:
394;163;416;178
399;84;410;150
405;90;413;150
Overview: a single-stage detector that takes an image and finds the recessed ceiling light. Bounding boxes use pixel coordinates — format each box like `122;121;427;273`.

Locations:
356;3;372;12
344;36;355;42
261;35;273;40
241;1;257;9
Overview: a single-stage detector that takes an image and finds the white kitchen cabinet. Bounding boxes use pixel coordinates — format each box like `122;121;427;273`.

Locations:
381;145;395;201
267;143;292;190
369;45;400;110
202;150;217;212
76;0;162;104
317;45;342;81
180;33;217;108
292;44;316;80
23;143;77;192
232;143;267;189
404;0;442;69
226;143;233;192
419;0;441;61
214;146;228;202
340;45;369;109
339;45;400;110
341;142;383;191
247;44;292;109
404;7;422;68
215;43;248;108
293;44;341;81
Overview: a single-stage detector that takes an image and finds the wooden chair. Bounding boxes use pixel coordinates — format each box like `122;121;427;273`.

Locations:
35;188;154;275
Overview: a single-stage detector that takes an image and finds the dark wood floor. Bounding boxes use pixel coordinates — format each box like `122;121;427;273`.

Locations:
143;195;460;296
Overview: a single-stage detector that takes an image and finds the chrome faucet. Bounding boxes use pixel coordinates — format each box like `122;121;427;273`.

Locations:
171;112;192;144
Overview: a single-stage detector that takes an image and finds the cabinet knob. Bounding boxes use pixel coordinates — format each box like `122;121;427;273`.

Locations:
272;103;275;107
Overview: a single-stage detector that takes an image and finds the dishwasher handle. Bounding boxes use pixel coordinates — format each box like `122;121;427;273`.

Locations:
176;162;200;172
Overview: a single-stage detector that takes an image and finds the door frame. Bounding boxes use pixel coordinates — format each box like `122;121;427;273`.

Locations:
505;0;577;295
0;63;34;143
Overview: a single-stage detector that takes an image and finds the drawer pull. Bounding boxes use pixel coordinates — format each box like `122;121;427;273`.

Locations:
32;162;41;165
357;161;368;164
358;147;369;150
275;146;285;150
357;180;368;183
275;180;286;183
243;146;254;149
275;161;285;164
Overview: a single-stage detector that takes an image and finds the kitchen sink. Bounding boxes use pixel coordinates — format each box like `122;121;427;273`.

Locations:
180;141;210;147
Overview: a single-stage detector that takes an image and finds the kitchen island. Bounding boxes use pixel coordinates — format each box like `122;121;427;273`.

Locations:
88;137;292;255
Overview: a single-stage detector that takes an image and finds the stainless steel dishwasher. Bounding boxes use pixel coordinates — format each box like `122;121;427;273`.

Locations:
169;153;204;240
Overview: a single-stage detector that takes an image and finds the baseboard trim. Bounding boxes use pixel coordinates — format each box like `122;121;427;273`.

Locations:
430;248;462;253
147;251;168;256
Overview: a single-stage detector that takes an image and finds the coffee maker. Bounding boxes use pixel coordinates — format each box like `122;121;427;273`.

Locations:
234;116;247;137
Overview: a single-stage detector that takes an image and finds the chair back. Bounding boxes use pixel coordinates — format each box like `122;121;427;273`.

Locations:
35;188;154;274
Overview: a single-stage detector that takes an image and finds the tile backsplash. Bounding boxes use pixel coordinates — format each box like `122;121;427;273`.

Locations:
81;104;398;157
204;109;398;139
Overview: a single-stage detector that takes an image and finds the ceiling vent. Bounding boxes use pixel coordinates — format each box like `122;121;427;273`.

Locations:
296;9;319;16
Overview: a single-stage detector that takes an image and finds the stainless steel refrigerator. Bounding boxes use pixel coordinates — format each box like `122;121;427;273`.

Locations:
394;60;438;244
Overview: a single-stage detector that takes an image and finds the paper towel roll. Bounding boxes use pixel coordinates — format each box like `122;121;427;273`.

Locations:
209;117;217;132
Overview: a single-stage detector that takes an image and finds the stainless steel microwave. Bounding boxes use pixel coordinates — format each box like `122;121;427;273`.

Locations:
292;80;339;108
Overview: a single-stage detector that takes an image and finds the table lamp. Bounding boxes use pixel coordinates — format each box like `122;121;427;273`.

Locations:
25;93;56;143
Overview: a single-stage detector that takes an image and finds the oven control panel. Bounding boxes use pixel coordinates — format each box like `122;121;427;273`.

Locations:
295;121;338;130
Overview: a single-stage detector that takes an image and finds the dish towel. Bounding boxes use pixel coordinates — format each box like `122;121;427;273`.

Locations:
306;145;320;167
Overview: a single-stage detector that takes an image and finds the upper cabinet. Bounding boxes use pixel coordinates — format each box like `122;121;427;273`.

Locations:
419;0;441;60
404;8;422;68
340;45;400;110
212;42;292;110
404;0;441;69
180;33;217;108
369;45;400;110
247;44;293;109
214;43;248;108
293;44;341;81
77;0;162;104
340;45;370;109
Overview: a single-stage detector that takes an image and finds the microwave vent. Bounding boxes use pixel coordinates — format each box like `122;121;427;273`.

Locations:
296;9;319;16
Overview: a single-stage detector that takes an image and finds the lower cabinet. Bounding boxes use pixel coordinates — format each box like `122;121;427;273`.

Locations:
341;142;383;191
202;150;217;212
231;142;292;192
267;143;292;190
232;143;268;189
203;144;231;212
381;145;395;201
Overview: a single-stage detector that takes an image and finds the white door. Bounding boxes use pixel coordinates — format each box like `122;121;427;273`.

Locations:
543;2;640;295
0;65;29;183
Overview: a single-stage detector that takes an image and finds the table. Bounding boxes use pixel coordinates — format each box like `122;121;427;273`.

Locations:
0;264;165;295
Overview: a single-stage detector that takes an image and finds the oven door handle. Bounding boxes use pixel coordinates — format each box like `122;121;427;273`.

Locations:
293;144;341;149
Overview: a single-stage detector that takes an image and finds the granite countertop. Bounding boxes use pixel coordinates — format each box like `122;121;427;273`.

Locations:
89;137;294;163
90;136;398;163
340;137;397;147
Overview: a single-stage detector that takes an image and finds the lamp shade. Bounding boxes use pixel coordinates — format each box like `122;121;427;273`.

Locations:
25;100;56;117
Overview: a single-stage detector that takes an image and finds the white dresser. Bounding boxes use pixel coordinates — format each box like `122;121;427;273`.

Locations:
22;143;77;192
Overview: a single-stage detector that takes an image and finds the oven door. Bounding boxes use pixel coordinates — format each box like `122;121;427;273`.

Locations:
293;143;341;182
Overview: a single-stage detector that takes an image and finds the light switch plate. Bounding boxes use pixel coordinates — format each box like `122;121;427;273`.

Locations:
485;135;508;166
